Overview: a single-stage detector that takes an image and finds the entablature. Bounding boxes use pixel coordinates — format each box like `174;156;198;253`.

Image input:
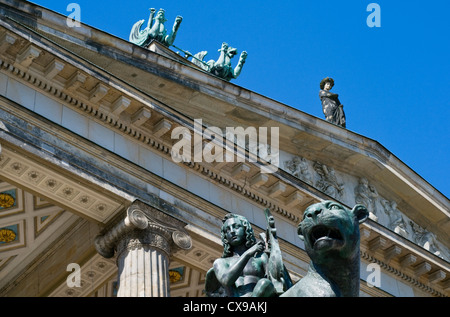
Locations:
360;220;449;296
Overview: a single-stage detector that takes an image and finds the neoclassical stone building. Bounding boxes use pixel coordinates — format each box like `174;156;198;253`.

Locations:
0;0;448;297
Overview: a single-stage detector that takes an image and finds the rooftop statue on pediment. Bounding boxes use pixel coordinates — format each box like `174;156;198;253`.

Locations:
354;177;379;221
189;42;247;81
129;8;182;47
319;77;346;128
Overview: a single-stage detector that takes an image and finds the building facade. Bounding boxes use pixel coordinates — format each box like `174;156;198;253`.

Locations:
0;0;448;297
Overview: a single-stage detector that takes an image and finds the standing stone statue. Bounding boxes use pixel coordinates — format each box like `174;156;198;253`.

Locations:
129;8;182;47
204;212;292;297
319;77;346;128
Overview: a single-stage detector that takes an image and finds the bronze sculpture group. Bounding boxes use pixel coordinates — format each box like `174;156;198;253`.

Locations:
206;201;368;297
129;8;246;82
130;8;182;48
129;8;350;127
205;209;293;297
189;42;247;82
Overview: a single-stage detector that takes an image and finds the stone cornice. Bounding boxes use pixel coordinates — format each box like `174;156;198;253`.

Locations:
361;251;446;297
360;220;449;296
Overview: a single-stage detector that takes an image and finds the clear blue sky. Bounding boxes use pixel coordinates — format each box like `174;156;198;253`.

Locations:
29;0;450;199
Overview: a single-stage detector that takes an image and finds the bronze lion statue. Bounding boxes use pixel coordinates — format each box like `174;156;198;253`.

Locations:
281;201;368;297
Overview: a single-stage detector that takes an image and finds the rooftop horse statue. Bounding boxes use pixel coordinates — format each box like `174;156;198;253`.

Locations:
129;8;182;47
191;42;247;81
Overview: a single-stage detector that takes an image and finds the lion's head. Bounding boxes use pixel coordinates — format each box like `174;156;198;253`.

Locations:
298;201;368;264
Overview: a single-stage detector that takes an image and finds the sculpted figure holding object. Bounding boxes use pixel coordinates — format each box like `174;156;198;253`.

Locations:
205;212;292;297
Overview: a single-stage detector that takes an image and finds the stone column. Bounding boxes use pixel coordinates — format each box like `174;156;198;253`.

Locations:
94;201;192;297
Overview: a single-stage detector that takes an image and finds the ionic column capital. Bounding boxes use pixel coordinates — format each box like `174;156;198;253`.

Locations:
94;200;192;258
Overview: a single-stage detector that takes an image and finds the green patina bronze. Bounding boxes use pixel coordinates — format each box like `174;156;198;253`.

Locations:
129;8;247;81
261;208;293;294
281;201;368;297
204;211;292;297
206;201;369;297
189;42;247;81
129;8;182;47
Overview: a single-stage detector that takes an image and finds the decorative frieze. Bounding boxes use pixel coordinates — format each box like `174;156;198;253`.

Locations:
355;177;379;221
282;154;450;262
284;155;313;185
313;161;345;200
381;199;408;238
410;221;445;258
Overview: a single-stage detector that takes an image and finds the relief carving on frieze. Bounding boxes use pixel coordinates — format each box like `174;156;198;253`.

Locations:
354;177;379;221
409;221;447;259
282;154;449;261
380;199;408;238
313;161;344;200
284;156;313;185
